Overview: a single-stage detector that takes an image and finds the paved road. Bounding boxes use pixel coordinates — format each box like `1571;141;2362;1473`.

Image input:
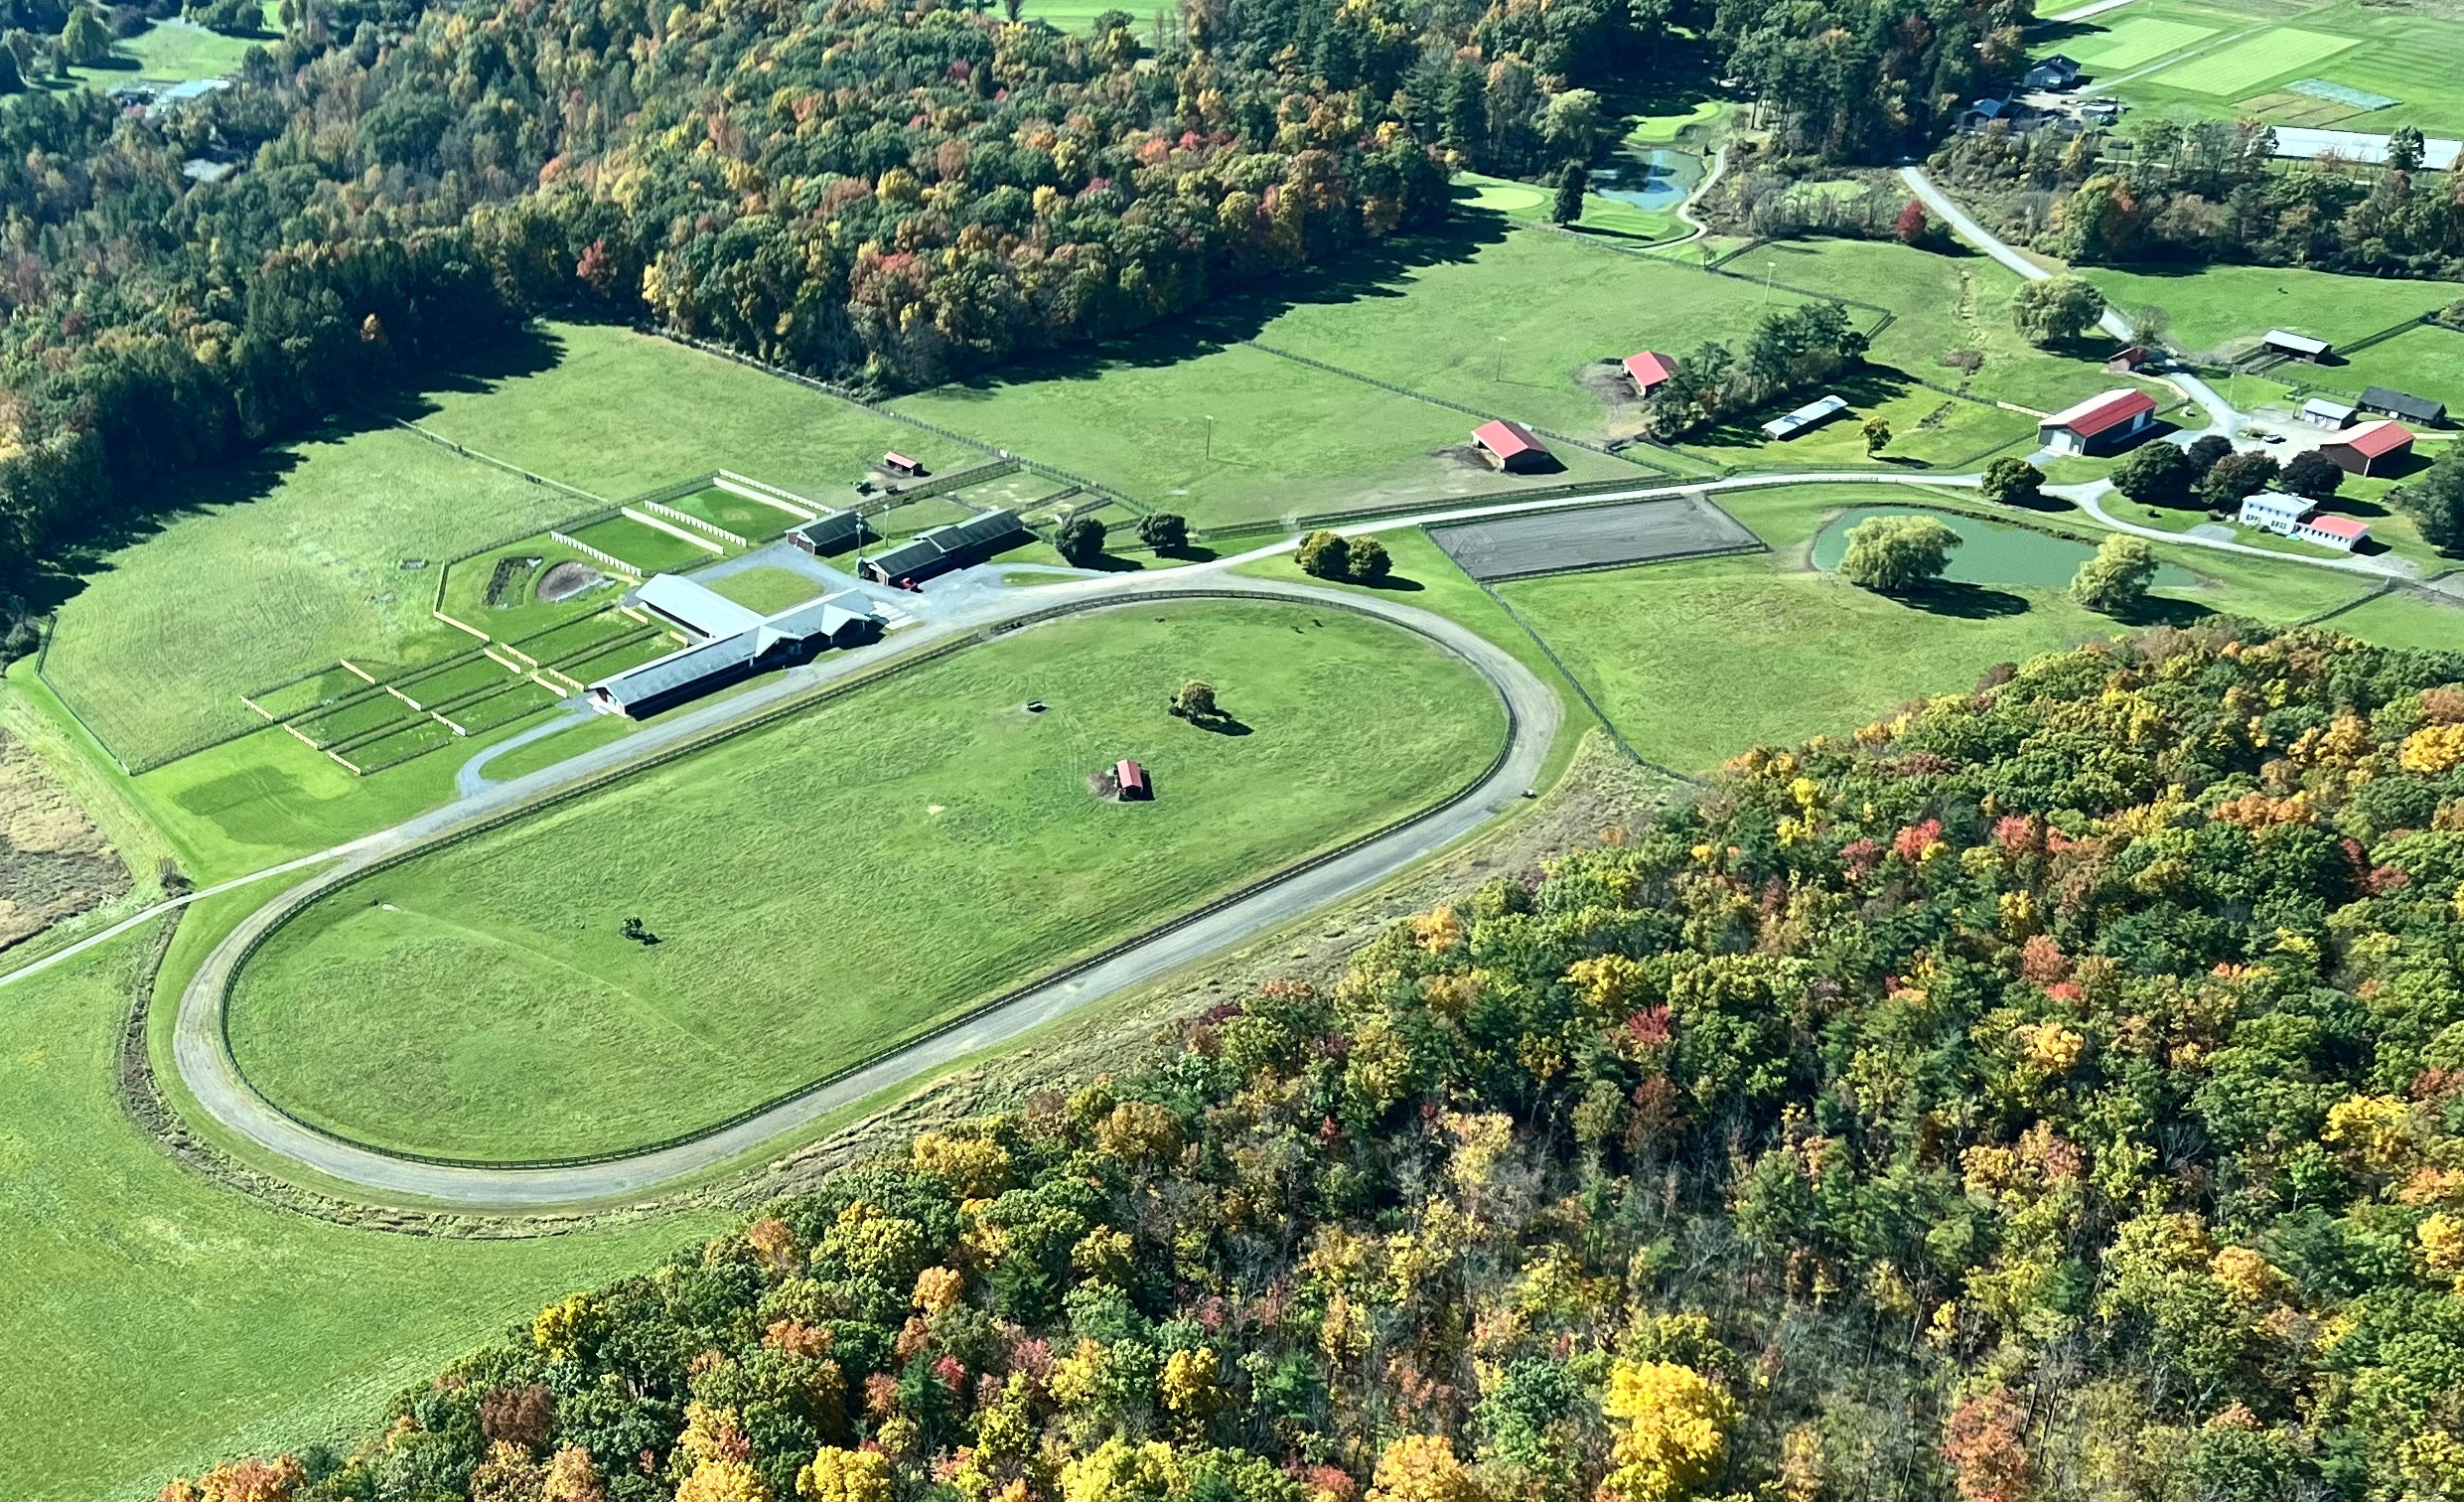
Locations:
1896;166;2240;432
2059;482;2415;579
165;572;1560;1210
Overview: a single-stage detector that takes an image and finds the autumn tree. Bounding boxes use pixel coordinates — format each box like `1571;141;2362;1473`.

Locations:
2010;276;2106;346
1838;515;1960;593
1171;680;1222;722
2069;533;2157;615
1942;1389;2035;1502
1599;1361;1734;1502
1296;529;1352;579
1369;1433;1483;1502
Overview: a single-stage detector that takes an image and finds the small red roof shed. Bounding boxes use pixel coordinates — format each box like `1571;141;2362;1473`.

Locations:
1622;351;1678;395
883;450;926;477
1472;419;1551;473
2323;418;2413;476
2043;387;2156;439
1115;758;1150;800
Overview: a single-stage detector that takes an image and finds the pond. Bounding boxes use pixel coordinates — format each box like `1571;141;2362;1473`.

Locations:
1592;147;1702;213
1812;507;2200;589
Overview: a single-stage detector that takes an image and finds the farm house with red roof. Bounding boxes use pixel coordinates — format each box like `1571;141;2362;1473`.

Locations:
1472;419;1552;473
1622;351;1678;397
2321;419;2414;477
2037;388;2157;456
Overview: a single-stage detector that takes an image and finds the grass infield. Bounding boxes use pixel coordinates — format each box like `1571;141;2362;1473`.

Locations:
224;599;1508;1162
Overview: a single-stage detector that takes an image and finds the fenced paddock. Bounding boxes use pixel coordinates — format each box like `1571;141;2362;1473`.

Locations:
1428;494;1764;582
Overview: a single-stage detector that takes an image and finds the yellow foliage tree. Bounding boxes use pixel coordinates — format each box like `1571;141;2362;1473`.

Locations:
1367;1432;1483;1502
1060;1437;1182;1502
676;1457;770;1502
797;1445;893;1502
543;1445;607;1502
1159;1346;1227;1429
532;1293;603;1360
1599;1360;1736;1502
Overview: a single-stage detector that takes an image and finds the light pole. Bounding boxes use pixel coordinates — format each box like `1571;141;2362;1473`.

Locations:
1763;260;1778;304
1203;414;1215;462
1494;336;1507;382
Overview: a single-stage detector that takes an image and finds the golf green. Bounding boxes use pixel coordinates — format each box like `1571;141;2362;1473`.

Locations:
225;599;1507;1162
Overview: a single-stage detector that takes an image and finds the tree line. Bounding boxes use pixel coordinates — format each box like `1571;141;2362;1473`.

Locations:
160;624;2464;1502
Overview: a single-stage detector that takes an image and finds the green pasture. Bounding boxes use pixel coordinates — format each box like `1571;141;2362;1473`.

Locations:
2037;0;2464;138
68;13;266;87
41;427;586;770
2318;591;2464;650
224;600;1507;1162
403;322;979;502
704;566;824;615
1742;238;2164;414
2300;323;2464;417
1013;0;1155;28
566;514;725;575
480;712;639;783
1491;484;2379;771
436;537;621;643
664;486;803;542
2082;262;2450;362
0;918;712;1502
1682;383;2041;470
892;339;1639;530
1247;229;1811;442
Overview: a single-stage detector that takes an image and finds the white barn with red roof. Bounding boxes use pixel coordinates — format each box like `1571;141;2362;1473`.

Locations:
1622;351;1678;397
2038;387;2157;456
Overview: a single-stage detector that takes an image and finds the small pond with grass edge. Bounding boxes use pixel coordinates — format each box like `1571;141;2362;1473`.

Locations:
1812;506;2200;588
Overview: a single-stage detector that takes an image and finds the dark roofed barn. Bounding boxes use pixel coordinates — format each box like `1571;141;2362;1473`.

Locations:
860;508;1029;585
2360;385;2447;426
788;509;866;555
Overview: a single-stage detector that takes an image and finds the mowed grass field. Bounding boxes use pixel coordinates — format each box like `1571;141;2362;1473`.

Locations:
0;917;714;1502
1246;229;1815;440
2036;0;2464;138
2318;591;2464;650
405;321;978;501
891;339;1639;530
226;600;1508;1162
2082;262;2453;361
68;12;268;86
1491;485;2380;771
42;428;585;769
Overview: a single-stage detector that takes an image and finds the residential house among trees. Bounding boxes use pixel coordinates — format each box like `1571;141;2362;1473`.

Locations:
2038;387;2156;455
2024;55;2082;90
1472;420;1553;473
2321;418;2415;476
2238;490;2372;551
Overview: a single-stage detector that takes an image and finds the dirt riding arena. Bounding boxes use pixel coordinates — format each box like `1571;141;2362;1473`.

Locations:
1428;493;1763;582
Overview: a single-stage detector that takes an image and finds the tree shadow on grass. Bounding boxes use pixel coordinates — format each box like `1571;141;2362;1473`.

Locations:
1900;581;2031;618
2112;595;2219;629
1347;573;1426;592
1186;714;1253;736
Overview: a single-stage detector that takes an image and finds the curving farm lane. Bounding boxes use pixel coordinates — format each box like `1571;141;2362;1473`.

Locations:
168;572;1560;1211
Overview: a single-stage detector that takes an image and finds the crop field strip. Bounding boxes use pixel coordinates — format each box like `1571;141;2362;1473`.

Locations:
2153;28;2360;93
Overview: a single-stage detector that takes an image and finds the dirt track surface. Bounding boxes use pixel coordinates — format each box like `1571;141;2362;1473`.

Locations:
168;571;1561;1211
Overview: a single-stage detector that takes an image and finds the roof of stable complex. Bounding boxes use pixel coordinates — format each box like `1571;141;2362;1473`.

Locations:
865;508;1027;581
589;574;882;712
2332;418;2414;459
1472;419;1548;460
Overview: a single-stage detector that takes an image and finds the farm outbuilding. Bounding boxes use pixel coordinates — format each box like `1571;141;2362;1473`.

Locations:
1761;394;1849;441
2300;397;2357;430
1472;420;1553;473
2360;385;2447;427
2038;387;2156;456
861;508;1028;585
789;510;866;555
2321;418;2414;476
2105;346;2150;374
1622;351;1678;397
882;451;927;478
1115;759;1150;801
2262;329;2332;362
587;581;882;717
2024;54;2082;89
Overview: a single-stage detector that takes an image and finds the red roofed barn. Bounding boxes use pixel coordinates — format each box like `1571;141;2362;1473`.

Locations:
1473;419;1553;474
2038;387;2157;456
1622;351;1678;396
2321;418;2414;477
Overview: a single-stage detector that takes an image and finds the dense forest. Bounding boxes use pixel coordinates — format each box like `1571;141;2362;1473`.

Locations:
1927;118;2464;279
161;625;2464;1502
0;0;2057;598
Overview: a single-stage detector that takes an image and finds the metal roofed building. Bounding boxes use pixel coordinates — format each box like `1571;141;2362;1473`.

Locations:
2360;385;2447;426
1622;351;1679;396
2262;329;2332;362
860;509;1029;585
788;510;866;555
1471;419;1553;473
2300;397;2357;429
1761;393;1849;440
587;583;883;717
634;572;766;639
2321;418;2415;476
2038;387;2156;455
